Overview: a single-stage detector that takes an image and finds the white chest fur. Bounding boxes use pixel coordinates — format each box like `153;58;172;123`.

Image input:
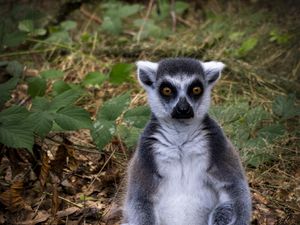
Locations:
152;124;218;225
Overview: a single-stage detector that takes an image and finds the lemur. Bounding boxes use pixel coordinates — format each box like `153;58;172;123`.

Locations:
122;58;251;225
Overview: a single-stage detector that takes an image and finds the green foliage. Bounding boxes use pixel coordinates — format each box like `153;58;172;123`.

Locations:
92;92;131;149
0;61;23;107
40;69;64;80
82;72;107;86
100;2;142;34
18;19;46;36
235;37;258;57
0;106;34;151
210;99;288;167
269;29;291;44
27;77;47;97
272;94;300;120
109;63;133;84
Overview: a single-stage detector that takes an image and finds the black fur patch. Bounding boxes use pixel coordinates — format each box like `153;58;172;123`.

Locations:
157;58;205;79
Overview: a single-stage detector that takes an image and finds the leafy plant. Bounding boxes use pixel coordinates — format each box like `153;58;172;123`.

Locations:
235;37;258;57
272;94;300;120
100;2;143;34
0;61;23;107
210;100;286;167
269;29;291;44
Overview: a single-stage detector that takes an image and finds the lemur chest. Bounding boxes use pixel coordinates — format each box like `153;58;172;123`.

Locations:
152;132;218;225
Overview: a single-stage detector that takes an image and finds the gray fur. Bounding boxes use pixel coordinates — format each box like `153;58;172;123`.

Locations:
123;58;251;225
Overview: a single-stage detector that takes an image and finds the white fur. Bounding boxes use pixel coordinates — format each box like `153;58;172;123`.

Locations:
151;121;219;225
136;60;158;89
201;61;225;75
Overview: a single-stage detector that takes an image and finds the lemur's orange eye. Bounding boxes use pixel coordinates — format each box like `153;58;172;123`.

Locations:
162;87;172;96
192;86;202;95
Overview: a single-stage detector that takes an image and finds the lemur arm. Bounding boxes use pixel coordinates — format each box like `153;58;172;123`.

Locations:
208;144;251;225
204;116;251;225
123;149;159;225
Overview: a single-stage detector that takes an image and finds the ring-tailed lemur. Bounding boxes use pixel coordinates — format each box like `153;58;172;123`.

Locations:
122;58;251;225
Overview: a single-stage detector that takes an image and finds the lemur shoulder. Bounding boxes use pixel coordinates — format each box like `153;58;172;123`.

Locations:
122;58;252;225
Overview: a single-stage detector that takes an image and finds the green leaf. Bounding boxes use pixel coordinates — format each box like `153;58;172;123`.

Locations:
52;80;71;95
0;105;29;123
97;92;131;121
124;106;151;129
100;17;122;35
26;111;53;137
27;77;47;97
31;28;46;36
18;19;34;32
109;63;133;84
6;61;23;77
272;95;300;120
49;89;83;111
54;106;92;130
3;31;27;47
60;20;77;31
117;125;140;149
117;4;142;18
31;97;50;111
236;37;258;56
257;124;285;142
91;120;115;150
175;1;189;14
40;69;64;80
82;72;107;86
0;105;34;150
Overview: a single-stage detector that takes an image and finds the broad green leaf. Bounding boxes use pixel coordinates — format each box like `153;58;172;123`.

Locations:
26;111;53;137
49;89;83;111
52;80;71;95
27;77;47;97
109;63;133;84
97;92;130;121
31;28;46;36
124;106;151;129
60;20;77;31
18;19;34;32
91;120;115;150
3;31;27;47
272;95;300;120
31;97;50;111
0;124;34;150
40;69;64;79
117;4;142;18
0;105;34;150
0;105;29;123
82;72;107;86
6;61;23;77
54;106;92;130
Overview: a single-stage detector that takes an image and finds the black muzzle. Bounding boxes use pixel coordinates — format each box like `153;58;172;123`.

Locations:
171;97;194;119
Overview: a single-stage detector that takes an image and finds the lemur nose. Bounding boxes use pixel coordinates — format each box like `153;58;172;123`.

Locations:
172;97;194;119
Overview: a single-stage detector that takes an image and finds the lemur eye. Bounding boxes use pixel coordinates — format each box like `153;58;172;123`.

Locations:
162;87;172;96
192;86;202;95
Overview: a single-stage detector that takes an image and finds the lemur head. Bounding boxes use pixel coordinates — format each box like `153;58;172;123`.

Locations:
137;58;224;122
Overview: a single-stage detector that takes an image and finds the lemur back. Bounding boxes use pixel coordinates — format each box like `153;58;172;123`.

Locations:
123;58;251;225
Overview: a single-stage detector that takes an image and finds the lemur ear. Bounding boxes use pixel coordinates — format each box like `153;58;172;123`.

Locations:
201;61;225;86
136;61;158;89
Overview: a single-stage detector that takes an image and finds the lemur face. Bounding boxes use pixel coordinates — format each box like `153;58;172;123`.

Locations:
137;58;224;121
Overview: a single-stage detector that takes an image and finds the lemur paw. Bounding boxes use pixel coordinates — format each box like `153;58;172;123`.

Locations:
209;202;236;225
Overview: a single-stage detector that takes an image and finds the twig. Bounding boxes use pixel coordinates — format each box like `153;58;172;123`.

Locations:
80;6;102;24
0;48;56;58
87;145;116;190
170;0;176;32
136;0;155;43
44;191;83;208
